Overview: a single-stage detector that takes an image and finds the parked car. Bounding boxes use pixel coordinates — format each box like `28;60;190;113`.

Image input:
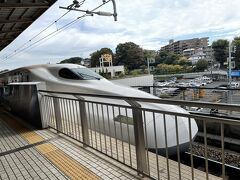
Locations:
189;82;201;87
212;84;228;93
206;79;213;84
177;82;188;87
230;82;239;88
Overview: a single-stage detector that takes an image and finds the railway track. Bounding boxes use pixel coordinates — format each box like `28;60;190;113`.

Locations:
181;152;240;180
196;132;240;153
175;142;240;180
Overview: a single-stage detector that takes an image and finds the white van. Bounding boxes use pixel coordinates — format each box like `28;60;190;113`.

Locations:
201;76;213;84
230;82;240;88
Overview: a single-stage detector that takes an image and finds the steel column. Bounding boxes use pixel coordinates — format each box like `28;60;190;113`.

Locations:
79;99;90;146
126;100;149;175
53;97;62;133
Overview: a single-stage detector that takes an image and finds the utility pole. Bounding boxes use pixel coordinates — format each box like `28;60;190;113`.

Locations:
228;40;232;86
210;59;213;79
147;57;150;74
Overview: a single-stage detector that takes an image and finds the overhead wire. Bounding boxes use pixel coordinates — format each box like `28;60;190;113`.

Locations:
21;15;92;54
1;0;104;61
10;10;72;56
2;0;111;61
6;18;82;59
25;0;112;52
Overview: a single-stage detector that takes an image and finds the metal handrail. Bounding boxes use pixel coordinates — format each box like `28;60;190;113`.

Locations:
132;85;240;91
41;94;240;125
38;90;240;180
38;90;240;111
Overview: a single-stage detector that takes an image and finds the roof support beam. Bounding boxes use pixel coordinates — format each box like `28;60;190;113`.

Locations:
0;36;15;41
7;8;15;19
0;3;50;8
0;29;22;34
19;8;29;19
0;18;33;24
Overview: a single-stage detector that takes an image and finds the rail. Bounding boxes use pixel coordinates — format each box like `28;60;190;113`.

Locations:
133;85;240;113
38;90;240;179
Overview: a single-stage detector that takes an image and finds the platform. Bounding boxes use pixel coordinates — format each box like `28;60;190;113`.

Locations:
0;109;220;180
0;110;138;180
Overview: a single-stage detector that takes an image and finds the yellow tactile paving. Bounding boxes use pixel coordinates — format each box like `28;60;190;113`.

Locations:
36;143;99;180
22;131;44;144
0;113;44;144
0;112;100;180
37;143;58;154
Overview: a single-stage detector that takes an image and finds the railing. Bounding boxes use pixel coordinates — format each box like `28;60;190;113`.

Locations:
134;86;240;112
38;90;240;179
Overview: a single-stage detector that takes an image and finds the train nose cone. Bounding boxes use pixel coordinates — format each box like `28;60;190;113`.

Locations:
146;113;198;157
151;123;193;157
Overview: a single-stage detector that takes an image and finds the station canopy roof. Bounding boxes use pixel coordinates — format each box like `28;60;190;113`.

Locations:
0;0;57;51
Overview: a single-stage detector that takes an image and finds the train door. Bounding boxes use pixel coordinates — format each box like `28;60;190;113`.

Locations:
0;86;3;105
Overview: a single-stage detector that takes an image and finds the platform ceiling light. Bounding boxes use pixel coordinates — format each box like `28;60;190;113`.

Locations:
60;0;117;21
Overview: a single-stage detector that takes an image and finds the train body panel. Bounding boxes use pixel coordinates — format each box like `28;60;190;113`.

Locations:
0;64;198;154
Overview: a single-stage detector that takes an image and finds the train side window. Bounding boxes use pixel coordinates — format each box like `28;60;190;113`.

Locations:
3;86;11;96
59;68;80;80
0;88;3;97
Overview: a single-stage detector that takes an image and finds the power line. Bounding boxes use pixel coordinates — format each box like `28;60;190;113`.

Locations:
6;10;72;57
1;0;88;60
8;15;89;59
1;0;113;61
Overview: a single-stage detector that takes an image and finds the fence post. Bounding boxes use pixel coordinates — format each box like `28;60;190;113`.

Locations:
183;88;186;101
126;99;149;176
53;97;62;133
227;90;233;115
79;99;90;146
153;86;157;96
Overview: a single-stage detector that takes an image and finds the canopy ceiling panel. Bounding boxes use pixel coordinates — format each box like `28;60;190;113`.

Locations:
0;0;57;51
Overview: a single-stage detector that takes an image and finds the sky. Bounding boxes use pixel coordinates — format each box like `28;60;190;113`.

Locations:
1;0;240;70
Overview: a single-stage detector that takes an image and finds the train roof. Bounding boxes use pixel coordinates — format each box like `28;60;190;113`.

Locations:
0;63;86;75
23;63;86;70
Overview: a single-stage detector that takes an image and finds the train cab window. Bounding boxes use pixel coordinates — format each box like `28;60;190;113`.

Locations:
59;68;103;80
59;68;80;80
72;68;103;80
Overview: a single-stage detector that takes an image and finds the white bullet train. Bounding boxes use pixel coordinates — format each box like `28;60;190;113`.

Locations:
0;64;198;155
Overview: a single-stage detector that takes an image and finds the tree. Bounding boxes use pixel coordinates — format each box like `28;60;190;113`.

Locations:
177;57;192;66
143;49;157;61
90;48;113;67
212;39;229;68
232;37;240;69
115;42;144;70
155;64;183;74
59;57;83;64
155;51;168;64
155;51;180;65
195;59;208;71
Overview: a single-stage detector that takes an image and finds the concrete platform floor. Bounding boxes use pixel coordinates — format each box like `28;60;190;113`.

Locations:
0;108;221;180
0;110;140;180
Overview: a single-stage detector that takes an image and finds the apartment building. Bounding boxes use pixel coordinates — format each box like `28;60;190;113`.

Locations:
160;37;209;55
